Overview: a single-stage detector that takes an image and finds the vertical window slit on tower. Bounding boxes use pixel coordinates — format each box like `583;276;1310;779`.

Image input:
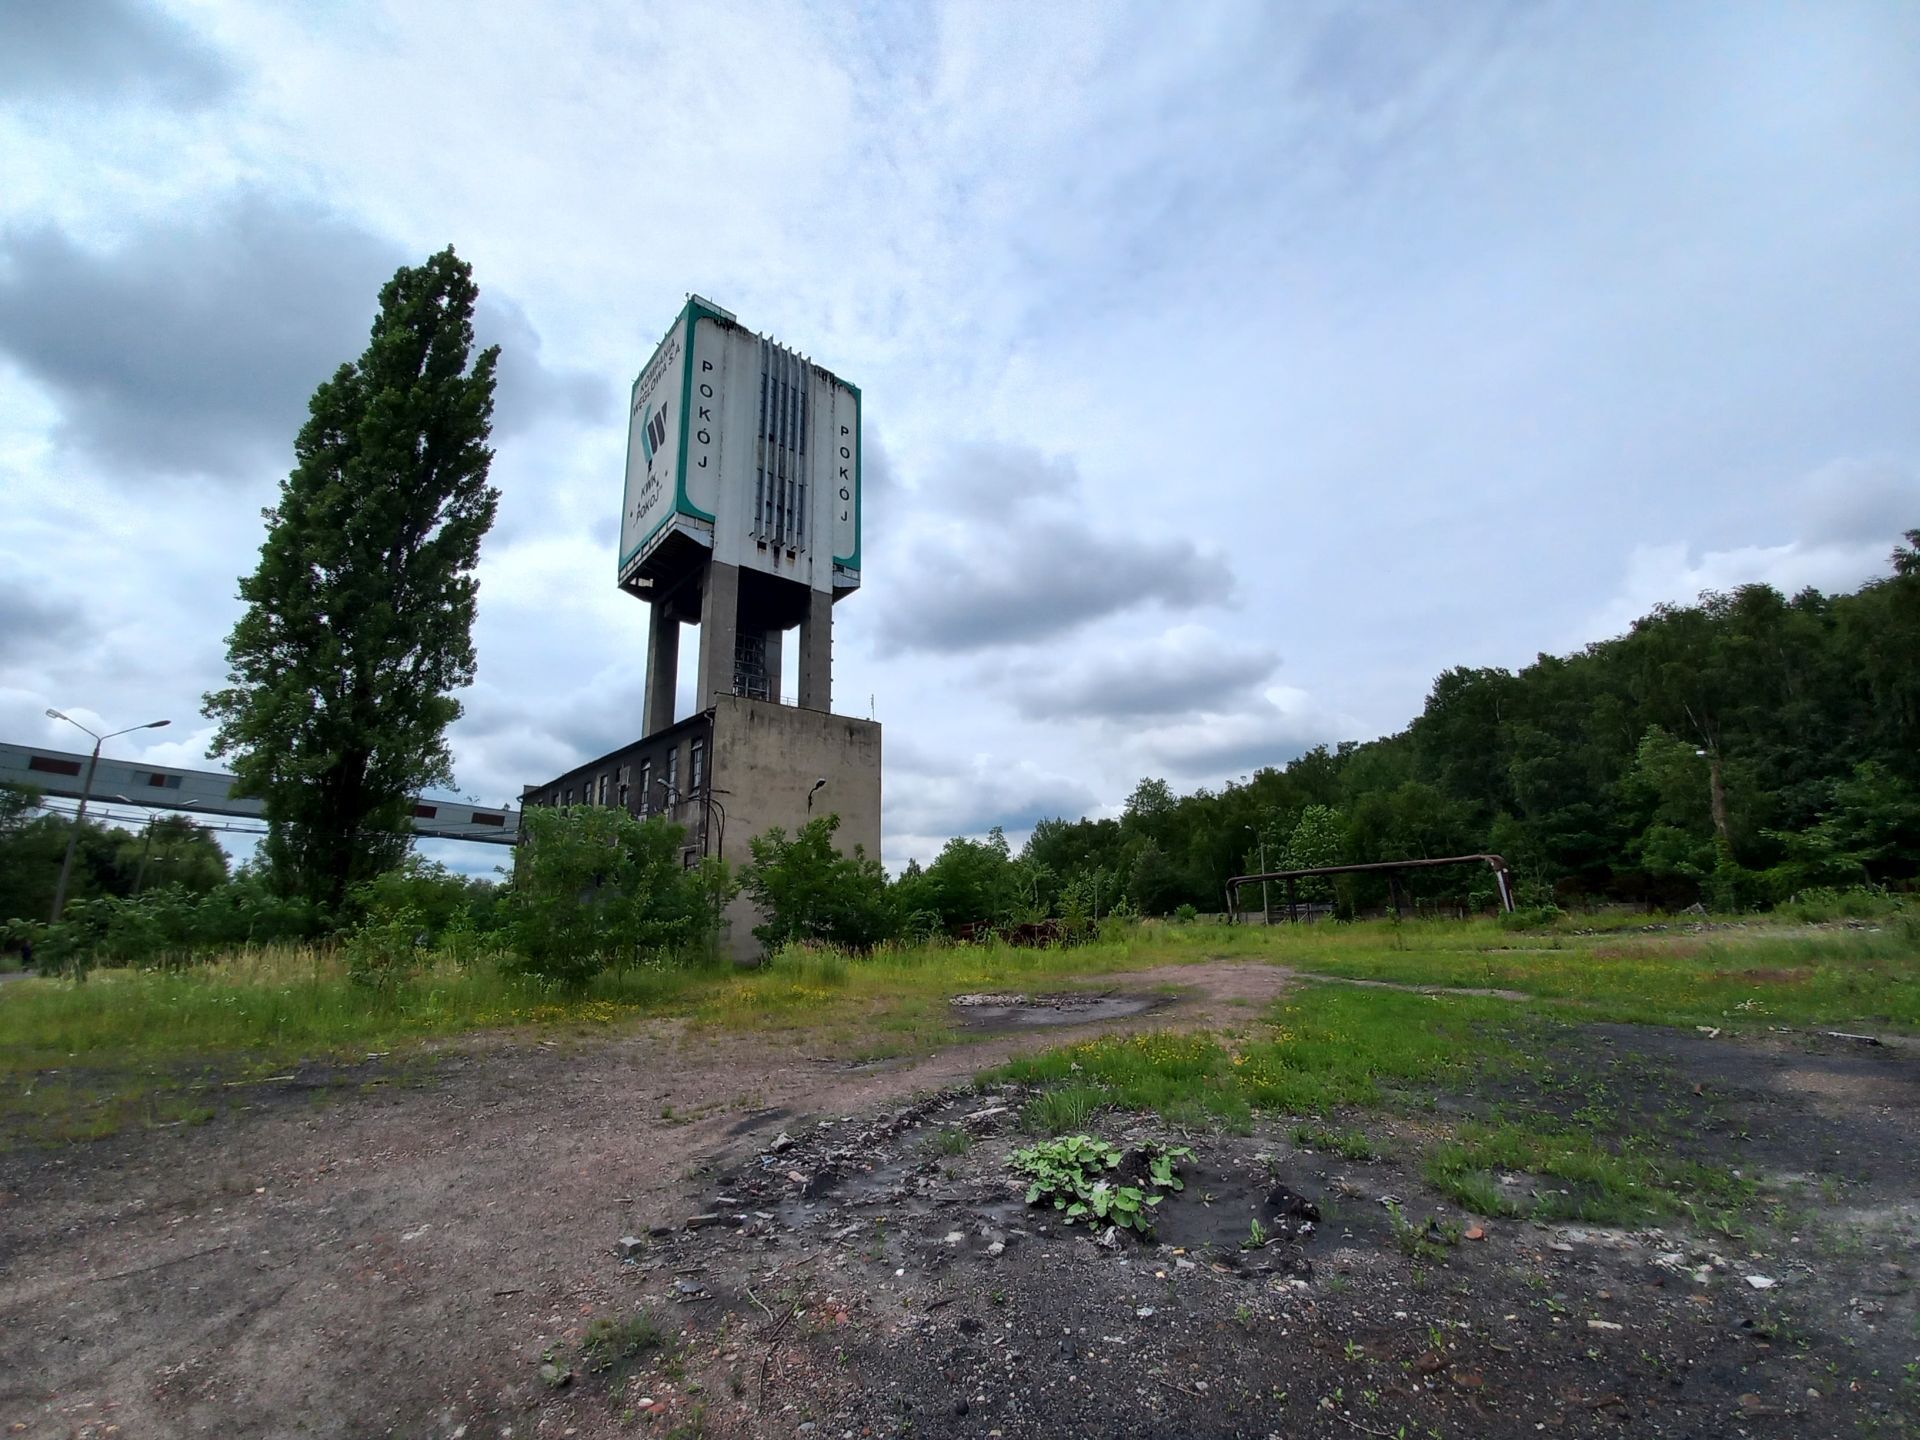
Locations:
781;350;793;546
755;345;769;540
796;368;807;546
773;350;787;544
752;341;816;551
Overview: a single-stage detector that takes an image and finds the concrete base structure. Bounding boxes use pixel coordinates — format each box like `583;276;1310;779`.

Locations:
522;694;880;962
708;695;879;958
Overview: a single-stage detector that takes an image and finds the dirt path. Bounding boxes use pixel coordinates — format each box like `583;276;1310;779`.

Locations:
0;960;1290;1439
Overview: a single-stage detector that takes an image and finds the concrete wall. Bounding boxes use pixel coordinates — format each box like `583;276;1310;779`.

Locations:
708;694;882;960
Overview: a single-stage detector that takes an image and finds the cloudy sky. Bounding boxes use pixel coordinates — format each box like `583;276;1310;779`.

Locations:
3;0;1917;874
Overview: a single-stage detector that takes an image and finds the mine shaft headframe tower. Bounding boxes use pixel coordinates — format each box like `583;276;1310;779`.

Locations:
618;296;862;729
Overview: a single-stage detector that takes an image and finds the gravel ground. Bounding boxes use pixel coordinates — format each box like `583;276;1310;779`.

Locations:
1;962;1915;1439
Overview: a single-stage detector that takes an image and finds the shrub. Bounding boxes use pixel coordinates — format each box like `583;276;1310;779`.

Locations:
1776;885;1903;923
1893;908;1920;946
507;806;733;985
1496;905;1562;931
342;905;425;989
1173;903;1199;924
741;815;897;955
349;855;501;940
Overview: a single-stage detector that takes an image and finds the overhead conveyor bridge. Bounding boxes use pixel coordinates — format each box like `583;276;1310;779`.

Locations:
0;741;519;846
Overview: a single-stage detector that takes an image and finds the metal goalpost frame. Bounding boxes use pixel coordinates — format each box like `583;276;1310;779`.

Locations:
1223;853;1515;923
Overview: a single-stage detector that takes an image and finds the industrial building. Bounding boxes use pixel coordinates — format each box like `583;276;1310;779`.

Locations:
522;297;881;957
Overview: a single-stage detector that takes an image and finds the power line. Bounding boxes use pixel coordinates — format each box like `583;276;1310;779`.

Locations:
31;800;273;838
29;799;514;845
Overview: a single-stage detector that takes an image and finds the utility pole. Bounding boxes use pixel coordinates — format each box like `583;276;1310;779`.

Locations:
130;799;201;895
45;710;170;923
1244;824;1273;925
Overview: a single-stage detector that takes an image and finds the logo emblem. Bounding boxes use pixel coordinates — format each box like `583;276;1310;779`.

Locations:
640;403;669;466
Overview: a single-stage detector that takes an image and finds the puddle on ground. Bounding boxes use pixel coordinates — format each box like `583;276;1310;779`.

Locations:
948;991;1165;1031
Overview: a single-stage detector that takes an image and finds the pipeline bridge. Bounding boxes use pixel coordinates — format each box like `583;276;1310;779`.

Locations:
1;741;520;846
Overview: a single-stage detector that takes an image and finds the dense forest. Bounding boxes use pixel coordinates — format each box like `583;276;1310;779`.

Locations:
896;528;1920;924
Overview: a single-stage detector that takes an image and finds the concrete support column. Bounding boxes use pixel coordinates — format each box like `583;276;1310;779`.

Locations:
764;629;785;703
797;588;832;712
643;599;680;735
697;561;741;711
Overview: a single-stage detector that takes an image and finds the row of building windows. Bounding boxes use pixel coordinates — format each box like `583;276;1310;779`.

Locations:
554;738;704;814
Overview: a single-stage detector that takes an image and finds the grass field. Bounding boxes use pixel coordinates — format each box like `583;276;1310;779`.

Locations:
2;912;1913;1163
1274;915;1920;1029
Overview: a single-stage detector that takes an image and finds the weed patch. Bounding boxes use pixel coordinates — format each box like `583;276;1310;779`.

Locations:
1426;1122;1753;1226
924;1126;973;1157
581;1310;667;1377
990;987;1542;1126
1291;1124;1383;1160
1009;1133;1191;1237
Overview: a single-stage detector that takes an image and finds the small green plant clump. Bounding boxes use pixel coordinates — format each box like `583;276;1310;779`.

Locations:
926;1125;973;1157
1290;1124;1381;1160
1008;1133;1191;1236
581;1310;666;1375
1385;1201;1460;1262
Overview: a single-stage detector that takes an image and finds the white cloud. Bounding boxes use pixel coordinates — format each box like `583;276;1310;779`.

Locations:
1126;685;1357;784
1582;458;1919;642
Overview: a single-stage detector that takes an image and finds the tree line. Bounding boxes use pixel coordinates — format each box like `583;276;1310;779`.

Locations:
987;534;1920;922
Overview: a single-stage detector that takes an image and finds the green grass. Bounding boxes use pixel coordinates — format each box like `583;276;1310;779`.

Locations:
990;985;1545;1117
1425;1122;1755;1226
1263;914;1920;1031
988;979;1768;1231
925;1125;974;1156
0;943;717;1075
1291;1123;1382;1160
1020;1083;1106;1135
581;1310;667;1376
678;924;1250;1055
0;923;1244;1145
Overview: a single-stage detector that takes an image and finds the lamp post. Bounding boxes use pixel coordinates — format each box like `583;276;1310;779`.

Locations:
806;777;827;813
1244;824;1272;926
45;709;170;923
660;777;727;861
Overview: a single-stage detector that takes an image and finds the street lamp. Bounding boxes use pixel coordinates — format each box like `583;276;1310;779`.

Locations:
806;777;827;813
45;709;170;923
659;777;727;860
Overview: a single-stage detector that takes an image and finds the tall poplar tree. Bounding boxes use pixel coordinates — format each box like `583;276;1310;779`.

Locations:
204;247;500;910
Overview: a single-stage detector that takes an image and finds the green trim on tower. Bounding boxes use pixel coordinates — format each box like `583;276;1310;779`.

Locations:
834;379;862;572
616;366;649;579
674;299;729;525
617;296;729;579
